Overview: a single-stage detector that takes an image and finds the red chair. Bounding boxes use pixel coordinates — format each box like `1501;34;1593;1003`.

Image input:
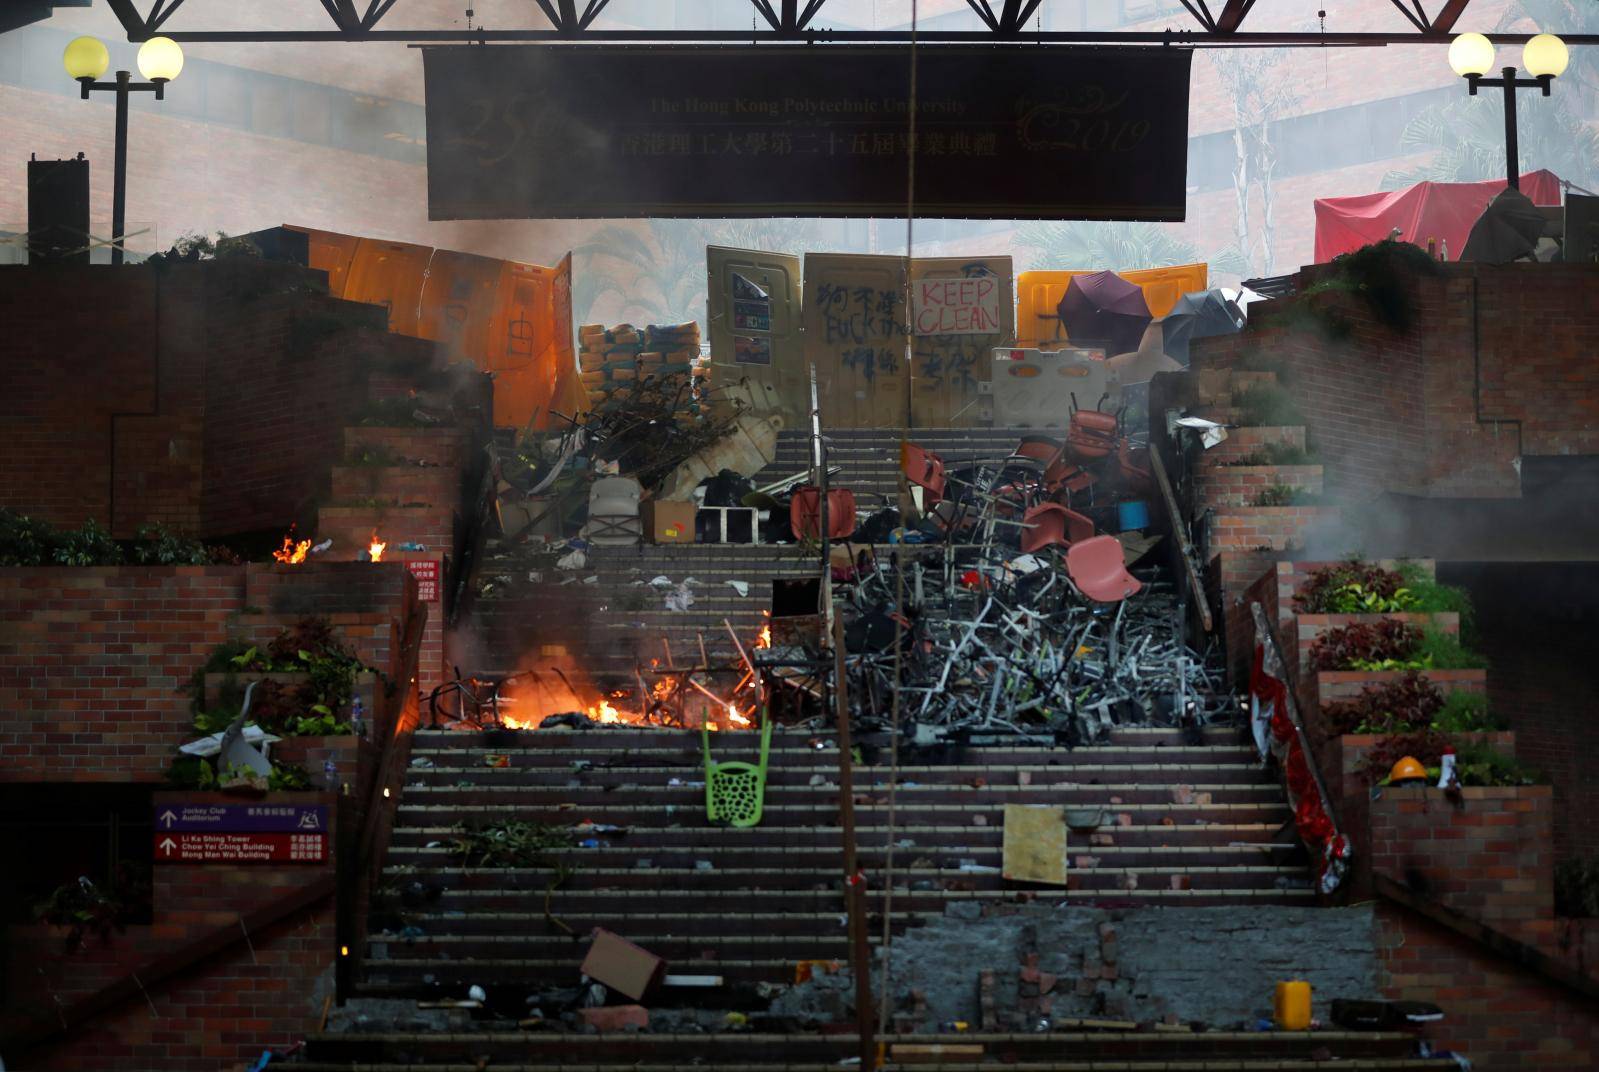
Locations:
1019;503;1097;554
901;442;946;505
790;487;857;540
1066;535;1142;603
1068;395;1121;463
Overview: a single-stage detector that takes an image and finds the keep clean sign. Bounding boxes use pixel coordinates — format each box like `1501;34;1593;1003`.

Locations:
911;275;1002;337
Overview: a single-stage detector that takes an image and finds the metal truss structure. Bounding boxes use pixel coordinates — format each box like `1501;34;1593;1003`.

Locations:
102;0;1596;47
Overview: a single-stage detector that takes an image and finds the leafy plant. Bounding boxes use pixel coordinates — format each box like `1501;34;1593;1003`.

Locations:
33;870;148;952
1450;741;1542;788
1305;239;1445;334
1251;484;1295;507
1326;582;1417;615
357;396;437;428
1295;560;1412;614
1556;858;1599;918
1416;627;1488;670
192;618;372;735
450;820;576;869
51;519;123;566
1434;691;1499;734
1357;729;1455;784
1322;672;1446;736
267;761;314;791
1397;562;1478;645
1233;382;1305;428
1222;441;1317;467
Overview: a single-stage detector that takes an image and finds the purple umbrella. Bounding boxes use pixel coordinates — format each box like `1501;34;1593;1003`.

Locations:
1055;271;1153;356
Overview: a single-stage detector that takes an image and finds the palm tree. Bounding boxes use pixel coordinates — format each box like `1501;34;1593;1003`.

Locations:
1383;0;1599;190
571;218;836;326
1011;219;1249;278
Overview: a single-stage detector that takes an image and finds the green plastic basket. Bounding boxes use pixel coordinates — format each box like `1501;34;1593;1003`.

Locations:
702;705;773;828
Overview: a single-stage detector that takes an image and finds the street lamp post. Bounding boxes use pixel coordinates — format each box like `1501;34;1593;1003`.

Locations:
62;35;184;265
1448;32;1569;192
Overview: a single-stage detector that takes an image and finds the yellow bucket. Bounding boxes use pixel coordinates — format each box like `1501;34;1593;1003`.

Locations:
1273;980;1312;1030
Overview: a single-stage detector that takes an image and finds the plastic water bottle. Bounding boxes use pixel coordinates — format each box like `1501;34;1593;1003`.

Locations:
323;758;339;791
350;696;366;739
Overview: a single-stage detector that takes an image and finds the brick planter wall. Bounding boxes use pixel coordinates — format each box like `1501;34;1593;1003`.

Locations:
1288;611;1459;675
1195;464;1324;508
0;563;419;782
1203;424;1307;464
1210;504;1338;556
4;791;339;1071
1371;785;1554;929
0;261;447;540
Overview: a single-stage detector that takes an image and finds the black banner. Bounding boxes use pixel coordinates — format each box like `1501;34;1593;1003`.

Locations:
423;46;1191;221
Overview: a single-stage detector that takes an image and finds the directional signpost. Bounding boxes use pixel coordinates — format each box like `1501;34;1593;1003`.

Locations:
154;802;328;865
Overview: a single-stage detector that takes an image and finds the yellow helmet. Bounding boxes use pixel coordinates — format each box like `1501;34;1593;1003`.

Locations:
1389;756;1428;784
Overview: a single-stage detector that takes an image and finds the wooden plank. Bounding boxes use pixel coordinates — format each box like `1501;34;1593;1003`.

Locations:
802;253;909;428
1149;446;1214;632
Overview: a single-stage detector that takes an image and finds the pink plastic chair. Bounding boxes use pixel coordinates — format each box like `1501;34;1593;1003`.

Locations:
1065;535;1142;603
1020;503;1096;554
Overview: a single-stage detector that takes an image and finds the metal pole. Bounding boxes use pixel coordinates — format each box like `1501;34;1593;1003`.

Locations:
1502;67;1520;191
832;611;876;1070
111;71;130;266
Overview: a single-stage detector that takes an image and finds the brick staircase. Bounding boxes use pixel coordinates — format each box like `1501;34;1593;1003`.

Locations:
290;724;1457;1070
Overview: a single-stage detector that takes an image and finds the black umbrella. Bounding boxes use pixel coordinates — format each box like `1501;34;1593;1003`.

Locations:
1461;187;1547;265
1055;271;1152;355
1159;288;1247;366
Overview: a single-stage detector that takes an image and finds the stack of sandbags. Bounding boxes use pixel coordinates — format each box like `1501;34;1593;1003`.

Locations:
579;322;708;416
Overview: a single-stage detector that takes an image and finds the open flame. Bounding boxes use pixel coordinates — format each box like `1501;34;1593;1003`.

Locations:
272;534;310;565
368;531;387;563
756;623;772;649
727;703;751;727
591;699;623;724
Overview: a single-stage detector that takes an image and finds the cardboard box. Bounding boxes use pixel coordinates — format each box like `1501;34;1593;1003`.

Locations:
644;500;696;544
580;928;665;1000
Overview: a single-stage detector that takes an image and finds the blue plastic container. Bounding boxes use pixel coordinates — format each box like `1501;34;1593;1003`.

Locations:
1117;500;1150;531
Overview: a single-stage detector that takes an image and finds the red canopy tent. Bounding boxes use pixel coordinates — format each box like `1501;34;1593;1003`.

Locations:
1313;170;1562;263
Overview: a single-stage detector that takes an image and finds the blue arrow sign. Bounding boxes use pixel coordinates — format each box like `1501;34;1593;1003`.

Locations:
154;803;328;833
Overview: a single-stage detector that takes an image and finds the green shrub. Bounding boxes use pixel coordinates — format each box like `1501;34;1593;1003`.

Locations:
1416;627;1488;670
1433;691;1499;733
1450;741;1541;787
1397;562;1477;645
1233;382;1305;428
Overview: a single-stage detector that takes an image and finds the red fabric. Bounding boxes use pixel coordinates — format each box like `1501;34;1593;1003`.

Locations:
1313;170;1562;263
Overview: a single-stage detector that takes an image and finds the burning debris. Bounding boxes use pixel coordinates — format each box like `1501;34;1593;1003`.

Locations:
368;531;387;562
272;533;311;564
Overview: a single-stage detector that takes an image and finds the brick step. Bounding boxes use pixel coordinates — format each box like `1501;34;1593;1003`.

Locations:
296;1061;1452;1072
394;886;1318;921
398;909;929;938
409;728;1249;751
380;863;1305;894
302;1027;1432;1065
395;782;1284;807
403;763;1272;787
402;777;1285;803
408;745;1263;770
344;425;472;468
294;1059;1453;1072
385;842;1303;870
389;822;1292;851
